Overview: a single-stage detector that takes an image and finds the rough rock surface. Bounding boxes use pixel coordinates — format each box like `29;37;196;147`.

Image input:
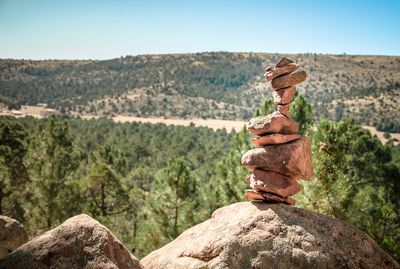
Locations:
265;63;299;81
0;214;142;269
245;190;296;205
259;191;296;205
140;202;400;269
242;136;314;180
275;57;293;68
244;189;266;200
272;86;295;104
252;133;300;146
0;216;28;259
272;71;307;90
278;104;290;118
248;111;299;136
250;169;300;197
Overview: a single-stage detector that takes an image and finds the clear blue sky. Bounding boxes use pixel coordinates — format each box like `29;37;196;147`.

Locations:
1;0;399;59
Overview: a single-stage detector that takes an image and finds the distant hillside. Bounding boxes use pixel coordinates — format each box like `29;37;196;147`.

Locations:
1;52;400;131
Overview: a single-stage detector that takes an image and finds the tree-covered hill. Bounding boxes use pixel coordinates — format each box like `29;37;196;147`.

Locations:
1;52;400;131
1;95;399;260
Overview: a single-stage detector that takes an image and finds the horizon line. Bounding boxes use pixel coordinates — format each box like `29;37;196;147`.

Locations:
1;51;399;61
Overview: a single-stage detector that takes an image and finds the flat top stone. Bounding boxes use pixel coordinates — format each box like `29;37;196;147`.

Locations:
275;57;293;68
272;71;307;90
252;133;300;147
244;189;295;205
248;111;299;136
265;63;299;81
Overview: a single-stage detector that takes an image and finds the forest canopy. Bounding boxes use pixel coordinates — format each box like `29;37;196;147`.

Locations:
0;95;399;261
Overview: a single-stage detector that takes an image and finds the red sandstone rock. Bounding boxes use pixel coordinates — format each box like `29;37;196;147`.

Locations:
285;197;296;205
259;191;285;202
245;189;265;200
252;134;300;147
272;86;295;104
248;111;299;137
242;136;314;180
272;71;307;90
265;63;299;81
260;192;296;205
250;169;300;197
278;104;291;118
265;66;273;72
245;190;295;205
275;57;293;68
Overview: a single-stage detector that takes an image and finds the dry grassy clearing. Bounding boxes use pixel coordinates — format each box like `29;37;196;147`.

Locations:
362;126;400;145
113;115;246;132
2;107;398;145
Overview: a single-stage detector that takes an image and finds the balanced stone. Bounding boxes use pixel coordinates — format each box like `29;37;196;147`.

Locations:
272;86;295;105
244;190;295;205
242;136;314;180
261;192;296;205
265;63;299;81
272;71;307;90
278;104;290;118
244;189;265;200
275;57;293;68
249;169;301;197
248;111;299;137
265;66;273;72
252;133;300;147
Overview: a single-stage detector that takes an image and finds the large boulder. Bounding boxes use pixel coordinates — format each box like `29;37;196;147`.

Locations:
141;202;399;269
0;216;28;259
0;214;142;269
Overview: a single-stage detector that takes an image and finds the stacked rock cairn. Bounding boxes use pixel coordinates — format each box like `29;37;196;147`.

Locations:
241;57;314;205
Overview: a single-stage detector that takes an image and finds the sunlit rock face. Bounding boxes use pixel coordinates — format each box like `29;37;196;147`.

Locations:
141;202;399;269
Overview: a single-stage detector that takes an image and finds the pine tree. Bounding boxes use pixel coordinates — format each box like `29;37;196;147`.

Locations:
253;96;275;117
26;116;80;232
83;144;129;217
295;118;400;260
144;157;196;250
0;119;29;220
290;92;313;135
